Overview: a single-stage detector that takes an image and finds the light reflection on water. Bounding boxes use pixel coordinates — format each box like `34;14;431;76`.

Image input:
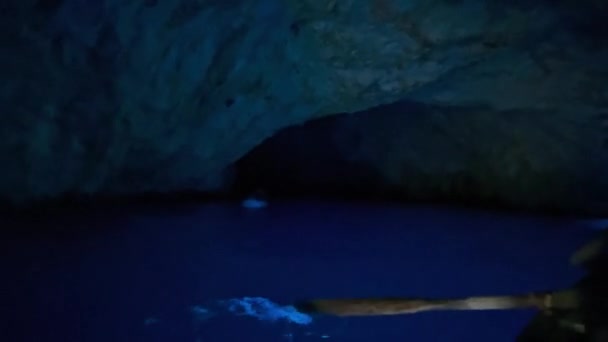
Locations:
2;200;599;341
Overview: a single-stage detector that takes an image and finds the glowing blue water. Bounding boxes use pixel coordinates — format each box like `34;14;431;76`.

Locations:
2;201;598;341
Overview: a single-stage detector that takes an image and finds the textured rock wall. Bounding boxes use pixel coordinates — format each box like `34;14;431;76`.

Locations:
1;0;606;209
236;101;608;215
2;0;316;202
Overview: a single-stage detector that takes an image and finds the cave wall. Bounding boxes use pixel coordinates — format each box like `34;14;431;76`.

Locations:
236;101;608;215
0;0;607;209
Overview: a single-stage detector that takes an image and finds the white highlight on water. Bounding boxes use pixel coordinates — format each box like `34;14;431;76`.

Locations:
241;197;268;209
222;297;313;325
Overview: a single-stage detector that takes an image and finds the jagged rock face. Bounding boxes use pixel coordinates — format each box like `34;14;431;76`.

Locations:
2;0;318;201
1;1;607;211
236;102;608;215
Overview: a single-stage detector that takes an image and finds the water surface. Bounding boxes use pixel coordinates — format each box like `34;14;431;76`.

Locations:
2;201;596;341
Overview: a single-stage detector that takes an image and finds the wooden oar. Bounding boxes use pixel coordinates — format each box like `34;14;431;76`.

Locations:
295;290;580;317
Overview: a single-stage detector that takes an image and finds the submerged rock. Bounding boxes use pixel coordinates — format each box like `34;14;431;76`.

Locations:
0;1;607;212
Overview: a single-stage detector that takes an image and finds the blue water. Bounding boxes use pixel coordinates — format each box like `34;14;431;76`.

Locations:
2;201;598;341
